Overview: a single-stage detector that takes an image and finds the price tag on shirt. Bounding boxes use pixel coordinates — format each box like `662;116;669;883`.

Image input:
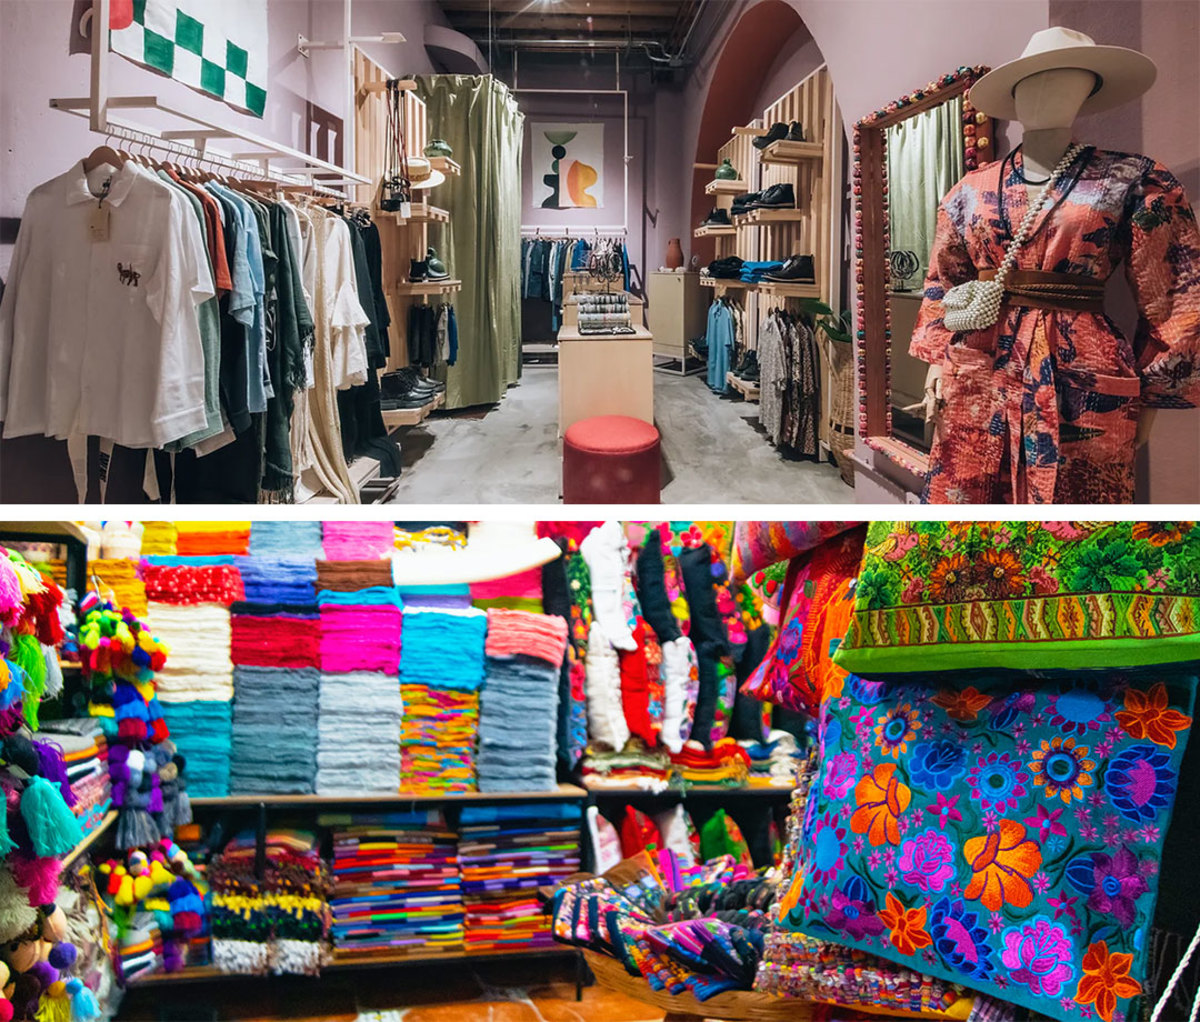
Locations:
87;204;111;243
400;201;413;219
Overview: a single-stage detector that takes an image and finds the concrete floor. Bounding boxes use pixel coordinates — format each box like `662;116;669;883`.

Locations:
387;366;854;504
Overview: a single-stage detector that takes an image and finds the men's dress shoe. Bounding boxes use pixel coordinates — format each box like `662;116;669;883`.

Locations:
786;121;806;142
382;393;435;410
750;183;795;209
409;259;429;282
734;351;760;380
752;122;788;150
398;368;445;394
702;208;732;226
732;190;759;209
765;254;816;283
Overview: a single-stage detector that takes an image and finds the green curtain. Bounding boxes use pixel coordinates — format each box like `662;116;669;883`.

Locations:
885;95;964;287
413;75;524;409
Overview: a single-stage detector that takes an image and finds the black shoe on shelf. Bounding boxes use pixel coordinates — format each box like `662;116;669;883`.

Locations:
731;191;758;213
381;392;435;410
741;356;761;383
786;120;806;142
765;254;816;283
749;182;796;209
702;207;732;227
752;122;788;150
409;259;429;283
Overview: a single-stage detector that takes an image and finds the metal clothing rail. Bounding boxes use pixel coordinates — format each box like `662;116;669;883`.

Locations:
50;0;370;196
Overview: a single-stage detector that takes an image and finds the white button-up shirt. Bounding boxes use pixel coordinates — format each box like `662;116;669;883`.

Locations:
0;160;214;449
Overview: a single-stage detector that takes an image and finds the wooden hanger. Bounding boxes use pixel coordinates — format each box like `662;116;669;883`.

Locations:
81;144;125;173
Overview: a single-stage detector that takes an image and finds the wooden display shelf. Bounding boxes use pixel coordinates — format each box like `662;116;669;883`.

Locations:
693;223;736;238
704;178;747;196
63;811;117;870
726;372;761;401
760;139;824;165
409;202;450;223
302;451;392;505
428;155;461;176
758;280;821;298
394;278;462;296
190;783;588;808
0;521;87;543
733;207;807;226
699;277;756;293
588;785;793;798
380;390;444;429
129;946;578;986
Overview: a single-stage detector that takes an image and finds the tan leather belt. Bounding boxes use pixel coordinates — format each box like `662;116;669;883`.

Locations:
979;268;1106;312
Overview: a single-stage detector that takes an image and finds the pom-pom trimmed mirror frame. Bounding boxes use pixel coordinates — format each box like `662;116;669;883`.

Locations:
853;66;995;478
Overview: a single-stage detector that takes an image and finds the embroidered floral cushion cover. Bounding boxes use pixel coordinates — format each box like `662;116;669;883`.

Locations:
835;522;1200;673
780;670;1196;1022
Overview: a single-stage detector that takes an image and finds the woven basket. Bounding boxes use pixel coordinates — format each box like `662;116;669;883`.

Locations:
583;950;814;1022
825;338;855;486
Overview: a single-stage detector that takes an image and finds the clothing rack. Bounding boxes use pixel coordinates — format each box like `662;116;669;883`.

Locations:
49;0;369;198
521;226;628;237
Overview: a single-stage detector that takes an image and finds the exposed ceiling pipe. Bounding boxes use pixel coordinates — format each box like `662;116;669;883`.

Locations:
490;37;666;49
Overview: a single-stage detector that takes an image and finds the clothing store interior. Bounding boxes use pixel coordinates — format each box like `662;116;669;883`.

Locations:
0;0;1198;506
0;516;1198;1022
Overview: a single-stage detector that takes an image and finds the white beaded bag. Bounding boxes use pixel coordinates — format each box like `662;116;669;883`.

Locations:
941;143;1083;333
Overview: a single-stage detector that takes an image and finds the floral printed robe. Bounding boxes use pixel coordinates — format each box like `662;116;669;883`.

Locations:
911;147;1200;504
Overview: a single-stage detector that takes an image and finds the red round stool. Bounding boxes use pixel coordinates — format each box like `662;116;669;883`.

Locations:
563;415;661;504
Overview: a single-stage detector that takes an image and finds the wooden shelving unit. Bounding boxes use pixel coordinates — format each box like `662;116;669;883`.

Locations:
700;277;755;293
760;138;824;165
758;280;820;298
428;155;460;177
704;178;747;195
693;223;736;238
379;390;445;429
190;783;587;808
62;810;117;870
733;207;807;226
394;278;463;296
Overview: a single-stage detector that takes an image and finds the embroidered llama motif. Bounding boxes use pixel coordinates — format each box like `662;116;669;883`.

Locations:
117;262;141;287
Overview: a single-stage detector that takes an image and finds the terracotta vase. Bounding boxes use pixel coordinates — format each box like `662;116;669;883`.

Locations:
665;238;684;270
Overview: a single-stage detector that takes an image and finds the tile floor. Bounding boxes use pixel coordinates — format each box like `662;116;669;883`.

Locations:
386;367;854;504
117;960;665;1021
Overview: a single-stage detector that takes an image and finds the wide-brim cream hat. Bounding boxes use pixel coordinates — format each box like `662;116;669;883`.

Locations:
404;156;446;190
969;27;1156;120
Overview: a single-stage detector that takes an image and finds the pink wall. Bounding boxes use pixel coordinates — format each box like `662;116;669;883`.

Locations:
752;27;824;116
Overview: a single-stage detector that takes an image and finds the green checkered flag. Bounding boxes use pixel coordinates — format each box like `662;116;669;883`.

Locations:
111;0;268;117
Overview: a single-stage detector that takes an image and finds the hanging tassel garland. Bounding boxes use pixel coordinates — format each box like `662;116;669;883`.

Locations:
64;980;98;1022
0;802;17;859
20;777;83;858
31;741;76;808
12;635;46;730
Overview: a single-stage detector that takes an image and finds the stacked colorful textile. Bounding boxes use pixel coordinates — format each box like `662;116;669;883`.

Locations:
393;524;467;553
174;521;251;556
316;672;403;793
237;557;318;605
581;748;673;792
322;522;396;561
146;601;238;702
670;739;750;787
318;588;404;674
399;609;487;793
470;567;544;612
249;520;324;560
142;563;245;606
88;558;147;616
316;559;394;593
35;718;112;835
229;665;319;794
477;609;568;792
139;521;178;555
209;830;331;975
326;811;464;957
459;804;582;951
396;584;472;610
158;701;233;797
738;729;802;788
230;603;321;667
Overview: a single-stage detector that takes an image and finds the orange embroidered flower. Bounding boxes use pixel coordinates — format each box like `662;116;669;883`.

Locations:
851;763;911;847
874;702;922;758
1115;683;1193;749
927;553;969;601
1130;522;1194;547
932;686;992;722
1074;940;1143;1022
980;547;1026;595
777;867;805;921
1029;735;1095;803
963;819;1042;911
878;892;932;956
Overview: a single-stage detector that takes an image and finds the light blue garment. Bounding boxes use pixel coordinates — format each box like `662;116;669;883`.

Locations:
706;301;735;394
209;183;268;414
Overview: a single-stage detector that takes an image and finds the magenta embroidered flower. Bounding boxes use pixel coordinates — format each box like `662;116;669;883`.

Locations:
1000;916;1077;997
1024;804;1068;844
1087;847;1149;927
982;809;999;830
897;828;956;893
823;751;858;800
1136;823;1160;844
925;792;963;830
989;914;1005;933
1079;822;1099;841
968;751;1029;811
853;835;865;854
885;867;899;887
1034;872;1052;894
1047;892;1078;921
826;876;885;941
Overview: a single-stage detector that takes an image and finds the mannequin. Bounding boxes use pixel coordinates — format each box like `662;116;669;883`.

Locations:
909;27;1196;503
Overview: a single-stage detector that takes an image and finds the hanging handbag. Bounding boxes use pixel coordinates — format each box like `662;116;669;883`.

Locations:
941;142;1083;333
380;78;411;212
